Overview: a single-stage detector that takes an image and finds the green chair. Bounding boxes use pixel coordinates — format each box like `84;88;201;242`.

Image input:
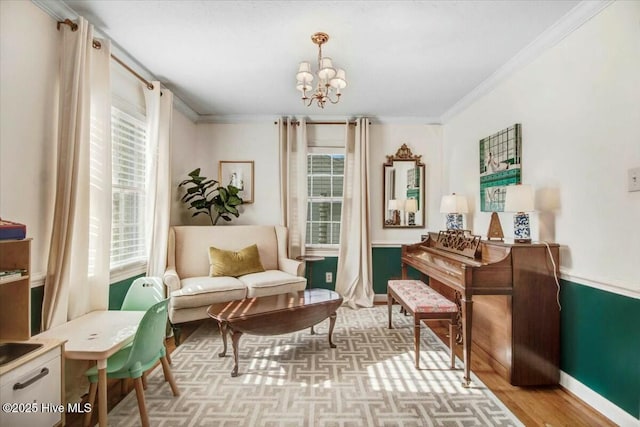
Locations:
121;276;172;367
83;299;179;427
121;277;164;311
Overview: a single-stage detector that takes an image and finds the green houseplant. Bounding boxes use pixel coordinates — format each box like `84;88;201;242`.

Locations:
178;168;243;225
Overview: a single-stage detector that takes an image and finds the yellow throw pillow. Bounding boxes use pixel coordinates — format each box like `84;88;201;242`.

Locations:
209;244;265;277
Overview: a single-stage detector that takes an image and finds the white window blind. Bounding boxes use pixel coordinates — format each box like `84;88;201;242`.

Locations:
110;107;147;269
306;153;344;246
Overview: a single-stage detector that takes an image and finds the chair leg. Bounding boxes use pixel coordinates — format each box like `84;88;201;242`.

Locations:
142;372;148;389
165;344;172;365
160;355;180;396
133;377;150;427
83;382;97;427
120;378;127;396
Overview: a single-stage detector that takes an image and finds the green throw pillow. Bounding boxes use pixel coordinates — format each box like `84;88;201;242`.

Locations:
209;244;265;277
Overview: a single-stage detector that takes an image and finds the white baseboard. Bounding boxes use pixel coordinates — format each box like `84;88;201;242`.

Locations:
560;371;639;426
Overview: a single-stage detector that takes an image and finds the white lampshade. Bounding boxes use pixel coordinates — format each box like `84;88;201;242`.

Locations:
388;199;399;210
318;57;336;80
439;194;469;214
296;62;313;83
405;198;418;213
504;185;534;212
329;68;347;89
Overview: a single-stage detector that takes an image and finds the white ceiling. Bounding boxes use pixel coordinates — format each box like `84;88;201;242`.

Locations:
60;0;584;122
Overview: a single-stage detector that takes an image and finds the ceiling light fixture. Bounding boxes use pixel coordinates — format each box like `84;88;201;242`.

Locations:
296;32;347;108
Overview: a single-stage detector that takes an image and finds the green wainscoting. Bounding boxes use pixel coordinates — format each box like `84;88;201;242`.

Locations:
109;274;145;309
30;285;44;336
560;279;639;419
29;274;144;335
304;248;422;294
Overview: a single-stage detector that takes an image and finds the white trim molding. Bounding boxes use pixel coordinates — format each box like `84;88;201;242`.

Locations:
559;270;640;300
440;0;614;123
560;371;639;427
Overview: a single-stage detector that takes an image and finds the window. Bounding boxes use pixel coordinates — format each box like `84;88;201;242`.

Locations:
306;153;344;247
110;107;147;269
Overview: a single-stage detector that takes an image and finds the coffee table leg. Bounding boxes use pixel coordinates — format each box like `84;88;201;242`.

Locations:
231;329;243;377
328;311;337;348
218;321;228;357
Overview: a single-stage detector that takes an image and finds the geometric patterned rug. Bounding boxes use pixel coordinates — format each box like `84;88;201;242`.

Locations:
108;305;523;426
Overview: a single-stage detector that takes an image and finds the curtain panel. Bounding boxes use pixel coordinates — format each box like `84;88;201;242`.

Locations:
278;117;307;259
43;17;112;330
145;84;173;277
335;118;374;308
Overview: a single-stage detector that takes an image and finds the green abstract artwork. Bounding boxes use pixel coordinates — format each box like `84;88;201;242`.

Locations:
479;124;522;212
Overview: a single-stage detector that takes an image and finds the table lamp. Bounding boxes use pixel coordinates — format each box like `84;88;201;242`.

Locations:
504;184;534;243
404;198;418;226
439;193;468;230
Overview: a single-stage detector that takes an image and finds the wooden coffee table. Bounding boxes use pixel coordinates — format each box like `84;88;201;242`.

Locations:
207;288;343;377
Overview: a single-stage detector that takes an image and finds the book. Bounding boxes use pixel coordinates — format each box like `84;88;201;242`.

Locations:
0;269;26;282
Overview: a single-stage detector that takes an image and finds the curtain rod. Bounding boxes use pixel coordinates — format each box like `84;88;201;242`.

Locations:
291;120;357;126
58;19;154;90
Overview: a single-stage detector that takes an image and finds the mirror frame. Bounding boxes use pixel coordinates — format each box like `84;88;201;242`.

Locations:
383;144;426;229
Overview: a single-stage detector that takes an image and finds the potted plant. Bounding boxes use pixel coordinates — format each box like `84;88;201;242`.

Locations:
178;168;243;225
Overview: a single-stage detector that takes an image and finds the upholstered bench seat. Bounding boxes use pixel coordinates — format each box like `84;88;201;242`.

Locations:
388;279;458;369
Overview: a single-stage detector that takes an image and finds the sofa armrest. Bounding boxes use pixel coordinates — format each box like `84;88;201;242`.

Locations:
279;257;305;277
163;268;182;294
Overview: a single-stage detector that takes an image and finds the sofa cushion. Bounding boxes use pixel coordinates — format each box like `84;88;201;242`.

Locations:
170;276;247;309
209;244;265;277
240;270;307;297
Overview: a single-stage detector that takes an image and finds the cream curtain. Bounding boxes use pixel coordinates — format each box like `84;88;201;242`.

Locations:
144;84;173;277
278;117;308;258
335;118;374;308
43;17;112;329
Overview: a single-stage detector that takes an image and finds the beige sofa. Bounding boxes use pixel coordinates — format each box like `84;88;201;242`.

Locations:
164;225;306;342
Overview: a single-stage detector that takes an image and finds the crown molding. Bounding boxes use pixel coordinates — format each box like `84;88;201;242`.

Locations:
440;0;614;123
172;95;200;122
196;114;282;124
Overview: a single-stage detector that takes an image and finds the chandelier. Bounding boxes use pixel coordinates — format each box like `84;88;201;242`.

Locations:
296;32;347;108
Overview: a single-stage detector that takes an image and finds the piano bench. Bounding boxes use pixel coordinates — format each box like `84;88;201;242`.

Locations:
387;279;458;369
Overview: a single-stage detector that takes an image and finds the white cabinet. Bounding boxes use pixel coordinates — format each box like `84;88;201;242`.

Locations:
0;346;63;427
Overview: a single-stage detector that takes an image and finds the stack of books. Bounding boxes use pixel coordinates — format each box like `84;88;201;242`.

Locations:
0;269;26;282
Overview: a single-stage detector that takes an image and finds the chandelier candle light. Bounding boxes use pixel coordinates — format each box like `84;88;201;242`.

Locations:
297;32;347;108
504;184;534;243
439;193;469;230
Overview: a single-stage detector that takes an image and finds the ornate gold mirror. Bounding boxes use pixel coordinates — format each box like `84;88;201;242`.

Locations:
383;144;425;228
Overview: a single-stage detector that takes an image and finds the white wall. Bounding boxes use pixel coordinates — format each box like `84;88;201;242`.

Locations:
0;0;59;281
175;122;282;226
169;108;200;225
370;124;443;244
443;1;640;295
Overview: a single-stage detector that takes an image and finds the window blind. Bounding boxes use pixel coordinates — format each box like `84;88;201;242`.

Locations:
110;107;147;269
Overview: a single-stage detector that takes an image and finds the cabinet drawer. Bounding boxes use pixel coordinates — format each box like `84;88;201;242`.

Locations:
0;347;62;427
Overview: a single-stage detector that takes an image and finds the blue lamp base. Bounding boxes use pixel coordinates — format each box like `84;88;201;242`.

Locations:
446;213;463;230
513;212;531;243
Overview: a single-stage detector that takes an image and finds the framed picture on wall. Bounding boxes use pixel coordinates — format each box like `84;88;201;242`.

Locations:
479;124;522;212
219;161;254;204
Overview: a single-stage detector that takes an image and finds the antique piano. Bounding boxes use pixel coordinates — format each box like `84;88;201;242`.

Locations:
401;230;560;386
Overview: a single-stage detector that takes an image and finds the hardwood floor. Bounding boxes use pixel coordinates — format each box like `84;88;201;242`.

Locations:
67;319;614;427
